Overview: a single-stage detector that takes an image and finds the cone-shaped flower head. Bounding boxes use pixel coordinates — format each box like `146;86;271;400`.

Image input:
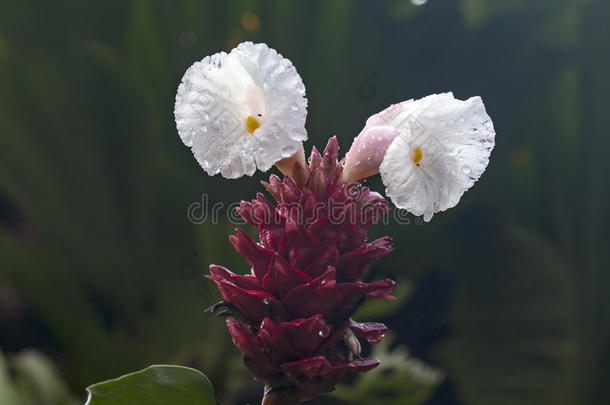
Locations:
175;42;308;178
207;138;395;400
343;93;495;221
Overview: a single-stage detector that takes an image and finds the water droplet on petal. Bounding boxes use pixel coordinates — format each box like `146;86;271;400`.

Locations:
290;103;299;111
462;166;472;174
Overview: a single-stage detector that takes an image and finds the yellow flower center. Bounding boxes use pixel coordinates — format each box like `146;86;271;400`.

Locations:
412;147;423;165
246;116;260;133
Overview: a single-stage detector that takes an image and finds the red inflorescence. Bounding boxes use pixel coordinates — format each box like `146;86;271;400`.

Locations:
206;137;395;399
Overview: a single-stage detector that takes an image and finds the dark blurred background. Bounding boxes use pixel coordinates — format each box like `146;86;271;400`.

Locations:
1;1;609;404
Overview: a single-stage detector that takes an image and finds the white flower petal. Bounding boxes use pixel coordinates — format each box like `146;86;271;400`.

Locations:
379;93;495;221
174;42;308;178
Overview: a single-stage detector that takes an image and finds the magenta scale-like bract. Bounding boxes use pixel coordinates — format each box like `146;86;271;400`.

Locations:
207;137;395;399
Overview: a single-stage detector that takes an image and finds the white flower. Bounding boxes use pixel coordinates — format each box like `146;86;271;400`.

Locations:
174;42;308;178
378;93;495;221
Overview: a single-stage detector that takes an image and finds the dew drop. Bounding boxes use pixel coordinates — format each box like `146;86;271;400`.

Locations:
290;103;299;111
462;166;472;174
184;130;195;147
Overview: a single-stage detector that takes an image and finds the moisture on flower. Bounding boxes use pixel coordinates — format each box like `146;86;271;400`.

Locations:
176;40;496;404
174;42;308;178
344;93;495;221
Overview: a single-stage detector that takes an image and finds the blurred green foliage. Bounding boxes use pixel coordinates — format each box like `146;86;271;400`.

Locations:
0;350;78;405
333;336;443;405
0;0;608;404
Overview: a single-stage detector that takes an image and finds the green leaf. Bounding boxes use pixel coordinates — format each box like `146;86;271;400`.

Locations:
86;365;216;405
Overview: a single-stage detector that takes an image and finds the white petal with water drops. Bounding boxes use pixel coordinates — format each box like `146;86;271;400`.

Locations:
379;93;495;221
174;42;308;178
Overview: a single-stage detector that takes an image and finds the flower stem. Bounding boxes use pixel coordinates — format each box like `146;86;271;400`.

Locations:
261;386;300;405
275;145;307;180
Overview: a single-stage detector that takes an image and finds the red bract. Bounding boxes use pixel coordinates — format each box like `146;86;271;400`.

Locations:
206;137;394;400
